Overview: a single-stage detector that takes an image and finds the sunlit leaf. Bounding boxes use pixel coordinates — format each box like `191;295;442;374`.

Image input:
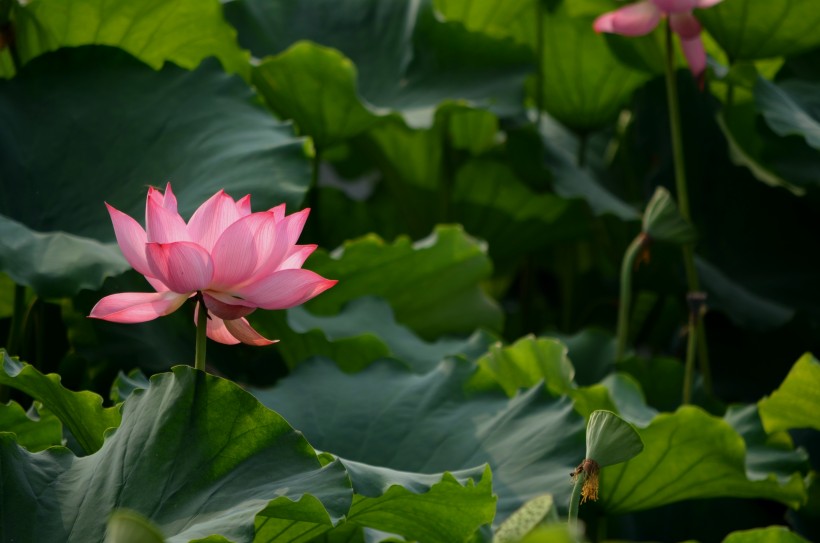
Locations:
13;0;249;77
700;1;820;61
759;353;820;433
0;400;62;452
0;350;120;455
304;226;503;339
600;406;806;513
722;526;811;543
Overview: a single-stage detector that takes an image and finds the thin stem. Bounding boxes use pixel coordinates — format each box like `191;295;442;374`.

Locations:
616;234;646;361
664;21;711;394
6;284;25;355
568;471;585;531
194;293;208;372
682;311;697;404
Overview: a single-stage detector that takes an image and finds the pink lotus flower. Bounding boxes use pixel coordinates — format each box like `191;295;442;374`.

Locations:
593;0;722;78
90;184;336;346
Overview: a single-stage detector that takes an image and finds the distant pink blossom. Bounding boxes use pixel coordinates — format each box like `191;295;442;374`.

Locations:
593;0;722;79
90;184;336;346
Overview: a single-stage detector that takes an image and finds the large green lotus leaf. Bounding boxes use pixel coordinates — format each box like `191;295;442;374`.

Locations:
468;336;574;398
12;0;249;77
253;42;380;149
433;0;533;45
0;366;352;543
252;357;587;521
529;3;654;131
759;353;820;433
696;257;795;330
451;159;589;262
226;0;530;128
537;117;640;221
699;1;820;61
724;404;809;485
0;216;130;299
296;460;495;543
303;226;503;339
599;406;806;514
1;350;120;455
756;78;820;150
255;297;496;373
0;400;62;452
0;46;310;298
722;526;811;543
716;108;810;196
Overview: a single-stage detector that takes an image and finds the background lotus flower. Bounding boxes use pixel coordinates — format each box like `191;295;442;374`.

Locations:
90;183;336;346
593;0;723;78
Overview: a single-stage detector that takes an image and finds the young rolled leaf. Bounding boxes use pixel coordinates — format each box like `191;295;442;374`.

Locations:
585;410;644;467
642;187;697;244
494;494;557;543
105;510;166;543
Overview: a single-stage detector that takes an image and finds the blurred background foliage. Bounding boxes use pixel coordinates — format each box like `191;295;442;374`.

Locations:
1;0;820;541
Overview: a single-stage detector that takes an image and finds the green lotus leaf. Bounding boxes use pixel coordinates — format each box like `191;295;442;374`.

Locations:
494;494;557;543
226;0;530;128
468;335;574;398
254;296;495;373
600;406;806;514
304;225;503;339
0;366;352;542
755;78;820;150
724;404;809;485
252;356;586;521
642;187;697;244
529;3;653;131
537;117;640;220
12;0;249;77
585;410;644;467
699;1;820;61
1;350;120;455
433;0;533;45
305;461;496;543
759;353;820;433
722;526;811;543
0;46;310;298
253;42;380;149
447;108;500;155
0;400;62;452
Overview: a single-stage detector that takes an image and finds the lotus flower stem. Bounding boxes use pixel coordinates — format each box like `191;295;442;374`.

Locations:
663;20;711;395
567;469;585;530
616;233;647;360
194;292;208;371
682;310;697;404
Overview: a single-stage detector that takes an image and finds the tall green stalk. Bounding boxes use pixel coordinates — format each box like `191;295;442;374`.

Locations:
663;20;710;395
615;234;647;361
567;471;585;530
194;294;208;372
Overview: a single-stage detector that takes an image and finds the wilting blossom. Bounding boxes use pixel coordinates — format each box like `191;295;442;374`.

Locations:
90;184;336;345
593;0;723;79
